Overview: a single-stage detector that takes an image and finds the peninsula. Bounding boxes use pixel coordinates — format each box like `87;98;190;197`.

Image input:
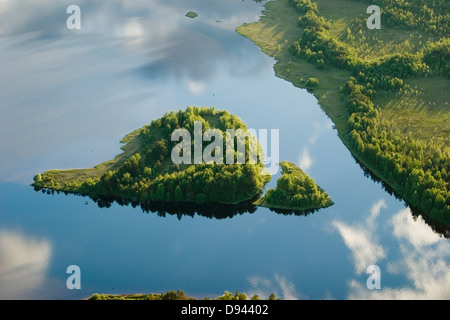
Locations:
237;0;450;226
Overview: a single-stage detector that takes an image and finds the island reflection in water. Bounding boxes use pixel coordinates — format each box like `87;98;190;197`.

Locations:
33;187;324;220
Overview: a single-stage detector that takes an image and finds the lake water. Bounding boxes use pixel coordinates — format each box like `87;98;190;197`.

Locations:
0;0;448;300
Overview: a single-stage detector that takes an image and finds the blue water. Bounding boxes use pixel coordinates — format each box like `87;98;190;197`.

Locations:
0;0;448;300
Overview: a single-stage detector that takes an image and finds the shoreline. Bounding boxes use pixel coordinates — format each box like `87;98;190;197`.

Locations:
236;0;450;228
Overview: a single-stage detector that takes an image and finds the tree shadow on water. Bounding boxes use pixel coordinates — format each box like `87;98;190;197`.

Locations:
351;155;450;238
33;186;261;220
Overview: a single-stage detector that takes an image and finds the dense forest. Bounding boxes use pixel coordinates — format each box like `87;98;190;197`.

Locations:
351;0;449;36
288;0;450;225
34;107;270;205
256;161;333;211
34;107;337;213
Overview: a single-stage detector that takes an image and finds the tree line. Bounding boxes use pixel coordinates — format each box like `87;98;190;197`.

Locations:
287;0;450;225
89;289;281;300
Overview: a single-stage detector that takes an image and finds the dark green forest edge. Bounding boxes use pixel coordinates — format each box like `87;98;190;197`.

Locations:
238;0;450;227
89;290;280;300
33;107;331;213
256;161;333;211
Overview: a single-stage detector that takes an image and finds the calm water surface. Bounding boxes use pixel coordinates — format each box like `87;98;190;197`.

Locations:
0;0;448;299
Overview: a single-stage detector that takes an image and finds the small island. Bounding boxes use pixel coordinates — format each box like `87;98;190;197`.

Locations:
33;107;270;206
33;107;334;214
255;161;333;212
185;11;198;19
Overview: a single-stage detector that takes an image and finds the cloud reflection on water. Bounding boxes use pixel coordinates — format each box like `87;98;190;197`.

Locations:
298;147;314;172
333;200;387;274
247;273;306;300
0;0;268;183
0;229;52;299
333;202;450;300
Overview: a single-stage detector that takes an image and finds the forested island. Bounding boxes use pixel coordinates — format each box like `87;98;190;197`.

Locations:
237;0;450;227
33;107;270;205
256;161;333;212
33;107;332;213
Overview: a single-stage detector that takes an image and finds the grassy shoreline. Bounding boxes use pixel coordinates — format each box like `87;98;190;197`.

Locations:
32;128;145;192
237;0;450;227
237;1;351;138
